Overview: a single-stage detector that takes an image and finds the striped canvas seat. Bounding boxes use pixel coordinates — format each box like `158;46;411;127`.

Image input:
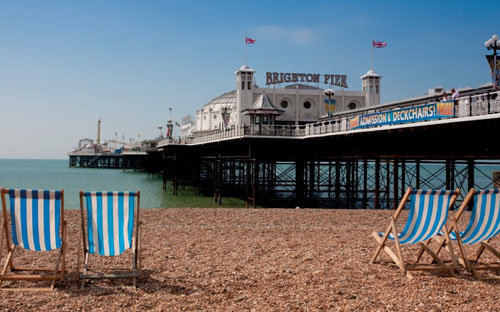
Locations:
83;191;137;256
449;189;500;245
7;189;62;251
371;188;459;278
435;189;500;276
0;187;66;291
381;190;454;244
79;190;141;288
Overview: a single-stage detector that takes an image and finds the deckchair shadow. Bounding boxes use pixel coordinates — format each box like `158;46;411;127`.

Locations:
77;191;141;288
371;188;460;279
0;188;66;291
436;189;500;279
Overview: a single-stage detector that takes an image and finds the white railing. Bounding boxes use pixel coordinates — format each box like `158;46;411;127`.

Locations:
160;90;500;146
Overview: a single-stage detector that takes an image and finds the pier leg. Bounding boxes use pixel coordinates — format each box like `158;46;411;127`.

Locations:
296;158;304;208
393;158;399;209
416;159;421;189
335;160;341;207
375;159;380;210
468;160;475;211
363;159;368;208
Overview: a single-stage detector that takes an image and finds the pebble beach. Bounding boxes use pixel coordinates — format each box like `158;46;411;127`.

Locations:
1;208;500;311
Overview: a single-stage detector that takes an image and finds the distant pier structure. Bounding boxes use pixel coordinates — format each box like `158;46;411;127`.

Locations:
157;64;500;208
68;137;161;171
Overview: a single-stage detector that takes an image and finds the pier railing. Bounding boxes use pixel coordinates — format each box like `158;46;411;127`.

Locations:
160;90;500;146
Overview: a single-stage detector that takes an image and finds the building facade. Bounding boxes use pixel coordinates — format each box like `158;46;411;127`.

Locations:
187;65;381;135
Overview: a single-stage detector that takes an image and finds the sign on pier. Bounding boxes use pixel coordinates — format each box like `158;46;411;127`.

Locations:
349;101;455;130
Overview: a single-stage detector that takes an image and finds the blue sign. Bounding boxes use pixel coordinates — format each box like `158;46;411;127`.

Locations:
349;101;455;130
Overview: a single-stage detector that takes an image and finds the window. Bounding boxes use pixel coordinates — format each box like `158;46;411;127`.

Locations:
213;115;217;119
280;100;288;108
203;115;206;120
370;86;373;94
349;102;357;110
263;116;268;124
241;81;245;90
303;101;311;109
376;86;379;94
248;81;251;90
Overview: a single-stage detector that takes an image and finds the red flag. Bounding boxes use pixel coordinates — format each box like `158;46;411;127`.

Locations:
245;37;256;44
372;40;387;48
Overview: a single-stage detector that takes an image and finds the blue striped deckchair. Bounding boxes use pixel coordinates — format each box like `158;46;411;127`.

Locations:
371;188;460;278
437;189;500;277
0;188;66;291
78;191;141;288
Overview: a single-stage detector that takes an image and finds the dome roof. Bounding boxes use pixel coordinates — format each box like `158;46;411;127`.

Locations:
235;64;256;74
200;90;237;112
361;69;382;79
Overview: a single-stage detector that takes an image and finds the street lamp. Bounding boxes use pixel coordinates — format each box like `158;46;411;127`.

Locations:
485;34;500;89
221;106;231;129
324;88;335;119
166;119;173;140
158;125;163;138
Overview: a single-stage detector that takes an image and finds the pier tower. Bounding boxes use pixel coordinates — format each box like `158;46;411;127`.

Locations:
235;65;256;126
361;69;381;107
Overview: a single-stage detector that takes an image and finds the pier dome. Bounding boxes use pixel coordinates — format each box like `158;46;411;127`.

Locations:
200;90;237;112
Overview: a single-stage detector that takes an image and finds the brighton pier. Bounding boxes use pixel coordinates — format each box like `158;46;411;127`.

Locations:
153;64;500;209
69;64;500;209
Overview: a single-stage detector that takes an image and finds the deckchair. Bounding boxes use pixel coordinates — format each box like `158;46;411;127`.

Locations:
78;191;141;288
0;188;66;291
437;189;500;278
371;188;460;278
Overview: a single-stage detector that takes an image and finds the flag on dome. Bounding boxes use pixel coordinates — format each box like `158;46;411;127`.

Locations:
245;37;256;44
372;40;387;48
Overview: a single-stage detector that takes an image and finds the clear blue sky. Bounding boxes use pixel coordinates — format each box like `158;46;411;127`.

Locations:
0;0;498;159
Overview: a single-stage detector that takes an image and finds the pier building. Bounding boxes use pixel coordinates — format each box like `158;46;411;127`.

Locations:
189;65;380;135
159;62;500;209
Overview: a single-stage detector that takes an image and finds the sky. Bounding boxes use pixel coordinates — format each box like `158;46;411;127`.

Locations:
0;0;498;159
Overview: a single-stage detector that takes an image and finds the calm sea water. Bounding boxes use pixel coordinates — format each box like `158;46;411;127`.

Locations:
0;159;247;209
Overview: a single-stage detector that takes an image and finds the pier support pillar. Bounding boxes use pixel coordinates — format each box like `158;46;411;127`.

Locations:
296;158;304;207
374;159;380;210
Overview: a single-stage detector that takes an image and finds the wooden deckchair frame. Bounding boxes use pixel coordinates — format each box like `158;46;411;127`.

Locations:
0;187;66;291
77;190;142;288
370;187;460;279
436;188;500;278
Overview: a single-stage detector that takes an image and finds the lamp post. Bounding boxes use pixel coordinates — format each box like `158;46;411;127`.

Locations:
166;119;173;141
485;34;500;89
324;88;335;119
158;125;163;138
221;107;231;129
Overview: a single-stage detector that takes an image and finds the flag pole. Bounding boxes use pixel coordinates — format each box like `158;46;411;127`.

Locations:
370;41;373;70
244;33;247;65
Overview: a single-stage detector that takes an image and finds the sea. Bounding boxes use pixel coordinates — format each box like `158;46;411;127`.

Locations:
1;159;498;209
0;159;247;209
